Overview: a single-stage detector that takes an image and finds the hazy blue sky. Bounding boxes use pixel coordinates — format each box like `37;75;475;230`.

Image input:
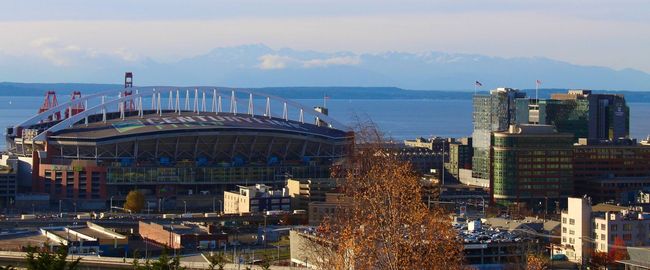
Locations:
1;0;649;73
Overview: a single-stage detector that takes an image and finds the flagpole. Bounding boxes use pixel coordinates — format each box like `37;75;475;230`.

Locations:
535;82;539;105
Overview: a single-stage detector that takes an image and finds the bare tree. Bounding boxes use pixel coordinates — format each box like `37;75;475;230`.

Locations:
308;120;464;270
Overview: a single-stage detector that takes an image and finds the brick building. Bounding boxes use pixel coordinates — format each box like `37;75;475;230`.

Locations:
139;221;227;250
573;139;650;203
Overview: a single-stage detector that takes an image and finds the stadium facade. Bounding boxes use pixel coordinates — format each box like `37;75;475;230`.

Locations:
3;87;353;210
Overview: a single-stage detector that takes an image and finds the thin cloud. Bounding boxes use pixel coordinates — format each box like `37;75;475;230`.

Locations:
303;56;360;68
258;54;361;69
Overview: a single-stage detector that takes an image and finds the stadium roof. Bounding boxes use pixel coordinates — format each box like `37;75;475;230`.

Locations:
49;112;350;142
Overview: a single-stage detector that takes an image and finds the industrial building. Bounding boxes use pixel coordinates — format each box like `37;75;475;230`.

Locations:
2;83;352;210
138;221;227;250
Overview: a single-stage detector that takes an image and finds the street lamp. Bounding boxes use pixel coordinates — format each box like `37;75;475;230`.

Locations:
110;196;114;213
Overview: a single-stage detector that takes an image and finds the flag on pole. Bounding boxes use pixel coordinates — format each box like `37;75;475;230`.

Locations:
536;80;542;86
475;81;483;87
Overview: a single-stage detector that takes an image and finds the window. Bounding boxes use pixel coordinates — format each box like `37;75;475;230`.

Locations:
601;224;606;230
569;230;575;235
623;224;632;231
569;218;575;225
563;227;567;233
569;238;575;244
562;217;567;224
601;234;605;240
611;224;618;231
623;234;632;241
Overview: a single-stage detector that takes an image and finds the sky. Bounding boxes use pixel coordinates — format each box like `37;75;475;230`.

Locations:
0;0;649;78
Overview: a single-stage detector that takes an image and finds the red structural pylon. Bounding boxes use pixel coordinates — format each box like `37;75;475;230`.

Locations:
39;91;61;120
122;90;135;111
65;91;85;118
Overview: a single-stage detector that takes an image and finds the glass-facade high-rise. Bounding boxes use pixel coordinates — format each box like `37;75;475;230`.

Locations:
492;124;574;206
536;90;629;142
472;88;527;181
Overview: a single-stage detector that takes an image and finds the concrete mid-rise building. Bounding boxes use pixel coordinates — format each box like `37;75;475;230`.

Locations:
560;197;650;264
491;124;574;207
286;178;339;210
0;164;17;208
445;137;473;181
308;192;352;226
223;184;290;214
404;137;448;152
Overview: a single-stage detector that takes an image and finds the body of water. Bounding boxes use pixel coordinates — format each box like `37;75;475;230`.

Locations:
1;96;649;149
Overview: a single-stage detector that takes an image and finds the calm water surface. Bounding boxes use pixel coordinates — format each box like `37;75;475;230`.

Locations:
1;96;648;149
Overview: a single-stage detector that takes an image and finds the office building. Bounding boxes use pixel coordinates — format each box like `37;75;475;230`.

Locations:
492;124;574;206
573;139;650;203
223;184;291;214
472;88;527;181
533;90;629;142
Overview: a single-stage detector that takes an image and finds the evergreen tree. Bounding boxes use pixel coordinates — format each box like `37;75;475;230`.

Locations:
25;245;80;270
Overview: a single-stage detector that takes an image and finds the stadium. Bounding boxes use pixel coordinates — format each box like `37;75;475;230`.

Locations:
3;84;353;210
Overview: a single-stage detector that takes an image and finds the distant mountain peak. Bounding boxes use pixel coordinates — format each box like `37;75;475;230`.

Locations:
0;43;648;90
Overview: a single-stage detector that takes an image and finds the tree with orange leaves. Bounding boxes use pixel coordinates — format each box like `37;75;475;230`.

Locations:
609;236;629;262
302;121;464;270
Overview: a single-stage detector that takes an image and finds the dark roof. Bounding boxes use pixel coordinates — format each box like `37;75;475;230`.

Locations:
50;112;350;141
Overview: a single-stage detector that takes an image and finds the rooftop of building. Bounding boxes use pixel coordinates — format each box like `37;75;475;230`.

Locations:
0;165;13;174
494;124;571;137
575;138;644;147
592;203;628;212
147;221;213;235
0;231;49;251
228;184;288;197
593;209;650;221
481;217;560;234
618;247;650;268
